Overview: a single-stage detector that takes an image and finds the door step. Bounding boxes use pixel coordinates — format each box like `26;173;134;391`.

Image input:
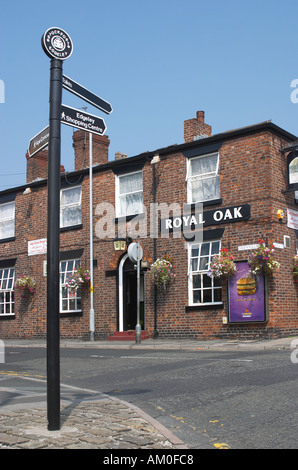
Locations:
108;330;149;341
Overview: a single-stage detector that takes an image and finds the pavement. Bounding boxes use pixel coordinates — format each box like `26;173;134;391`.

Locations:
0;335;297;450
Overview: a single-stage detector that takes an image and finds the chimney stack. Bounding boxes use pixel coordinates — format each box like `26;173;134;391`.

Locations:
26;149;65;183
72;130;110;170
184;110;212;143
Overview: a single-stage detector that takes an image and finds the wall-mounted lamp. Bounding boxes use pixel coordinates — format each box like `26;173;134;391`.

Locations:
277;210;284;222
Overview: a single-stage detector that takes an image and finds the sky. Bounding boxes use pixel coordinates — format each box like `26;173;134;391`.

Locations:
1;0;298;191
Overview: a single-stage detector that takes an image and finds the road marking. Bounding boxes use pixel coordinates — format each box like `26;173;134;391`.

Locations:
0;371;46;378
229;359;253;362
214;442;230;449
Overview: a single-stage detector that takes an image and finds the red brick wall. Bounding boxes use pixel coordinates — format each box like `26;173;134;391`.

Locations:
1;126;297;340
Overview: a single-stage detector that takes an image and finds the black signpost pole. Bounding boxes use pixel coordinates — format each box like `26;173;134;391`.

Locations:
42;26;73;432
47;57;63;431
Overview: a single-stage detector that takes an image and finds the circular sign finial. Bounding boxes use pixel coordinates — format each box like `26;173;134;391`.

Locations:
42;27;73;60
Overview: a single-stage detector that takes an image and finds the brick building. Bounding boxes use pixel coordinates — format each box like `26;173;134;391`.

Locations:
0;111;298;340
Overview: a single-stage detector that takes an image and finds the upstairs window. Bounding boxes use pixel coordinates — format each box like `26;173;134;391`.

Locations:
116;171;143;217
0;201;15;240
187;153;220;203
60;186;82;228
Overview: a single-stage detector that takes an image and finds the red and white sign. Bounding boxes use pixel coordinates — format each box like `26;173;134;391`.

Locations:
28;238;47;256
287;209;298;230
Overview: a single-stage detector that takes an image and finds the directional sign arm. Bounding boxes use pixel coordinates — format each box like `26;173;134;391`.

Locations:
60;104;106;136
62;75;112;114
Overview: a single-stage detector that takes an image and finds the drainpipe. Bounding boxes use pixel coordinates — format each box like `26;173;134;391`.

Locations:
151;154;160;339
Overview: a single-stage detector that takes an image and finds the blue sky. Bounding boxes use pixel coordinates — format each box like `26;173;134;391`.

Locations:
1;0;298;190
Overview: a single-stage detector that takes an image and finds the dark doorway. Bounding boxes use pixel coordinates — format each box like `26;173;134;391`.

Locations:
123;258;144;330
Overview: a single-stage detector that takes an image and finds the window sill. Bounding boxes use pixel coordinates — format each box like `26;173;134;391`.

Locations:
185;303;224;311
185;199;222;211
60;310;83;318
0;237;15;244
114;213;145;223
0;314;15;319
60;224;83;233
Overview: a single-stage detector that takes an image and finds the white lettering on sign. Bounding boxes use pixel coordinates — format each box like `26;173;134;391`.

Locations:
213;207;242;223
238;244;259;251
167;212;205;229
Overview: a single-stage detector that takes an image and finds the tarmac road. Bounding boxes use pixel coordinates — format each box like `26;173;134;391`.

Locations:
1;336;298;449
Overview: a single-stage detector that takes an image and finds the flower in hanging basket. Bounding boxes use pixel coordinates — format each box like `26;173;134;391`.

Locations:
15;275;36;300
248;240;280;276
149;254;176;290
293;255;298;282
207;248;236;278
65;266;90;291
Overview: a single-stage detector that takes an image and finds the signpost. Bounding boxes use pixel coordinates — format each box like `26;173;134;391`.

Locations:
62;75;112;114
128;242;143;344
28;126;49;157
42;26;112;430
61;104;106;135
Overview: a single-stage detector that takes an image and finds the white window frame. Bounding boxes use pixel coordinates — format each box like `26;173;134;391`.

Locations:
0;267;15;316
0;201;15;240
115;170;143;217
186;152;220;204
188;240;222;306
60;259;82;313
60;186;82;229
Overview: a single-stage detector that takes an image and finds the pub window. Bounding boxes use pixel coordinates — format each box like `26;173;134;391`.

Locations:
188;240;222;306
186;153;220;203
116;170;143;217
60;186;82;228
60;259;82;313
0;267;15;316
0;201;15;240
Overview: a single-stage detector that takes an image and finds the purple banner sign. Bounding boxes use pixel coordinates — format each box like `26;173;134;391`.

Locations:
228;261;266;323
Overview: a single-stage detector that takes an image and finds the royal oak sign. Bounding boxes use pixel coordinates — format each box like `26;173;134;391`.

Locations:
161;204;251;234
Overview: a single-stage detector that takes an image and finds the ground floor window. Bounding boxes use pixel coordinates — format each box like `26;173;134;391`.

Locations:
60;259;82;313
0;267;15;315
188;240;222;305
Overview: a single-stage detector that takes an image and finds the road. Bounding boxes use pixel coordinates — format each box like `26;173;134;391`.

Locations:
1;346;298;449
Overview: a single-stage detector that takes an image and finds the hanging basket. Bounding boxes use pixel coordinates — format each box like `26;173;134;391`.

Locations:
15;275;36;300
248;240;280;276
208;249;236;278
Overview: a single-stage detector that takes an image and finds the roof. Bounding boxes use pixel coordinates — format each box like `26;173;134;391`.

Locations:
1;120;297;197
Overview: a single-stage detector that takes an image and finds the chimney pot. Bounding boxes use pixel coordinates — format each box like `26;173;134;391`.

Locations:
115;152;127;160
196;111;205;123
